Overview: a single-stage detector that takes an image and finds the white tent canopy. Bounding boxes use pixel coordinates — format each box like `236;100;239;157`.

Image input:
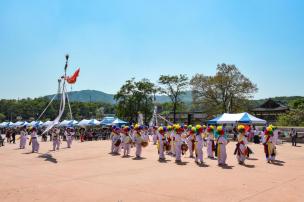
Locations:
42;121;53;127
59;120;78;127
28;121;44;127
100;117;115;125
208;112;267;124
0;122;9;128
90;119;100;126
11;121;29;128
78;119;101;127
78;119;91;126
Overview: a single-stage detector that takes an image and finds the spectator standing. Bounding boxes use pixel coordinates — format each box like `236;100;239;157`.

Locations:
290;128;297;146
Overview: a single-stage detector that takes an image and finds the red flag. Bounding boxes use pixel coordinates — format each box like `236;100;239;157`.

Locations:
66;68;80;84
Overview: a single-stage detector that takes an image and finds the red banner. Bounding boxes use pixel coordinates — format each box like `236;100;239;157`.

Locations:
66;68;80;84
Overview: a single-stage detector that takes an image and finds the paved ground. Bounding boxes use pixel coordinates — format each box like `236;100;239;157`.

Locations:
0;139;303;202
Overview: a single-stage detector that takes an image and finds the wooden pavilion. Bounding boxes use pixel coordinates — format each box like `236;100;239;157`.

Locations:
251;99;289;123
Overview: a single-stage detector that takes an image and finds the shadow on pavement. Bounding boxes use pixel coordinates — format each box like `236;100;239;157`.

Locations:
158;159;171;163
132;157;146;160
247;157;258;161
242;164;255;168
197;163;210;168
219;164;234;169
38;153;58;164
175;161;189;166
271;160;285;166
121;155;134;158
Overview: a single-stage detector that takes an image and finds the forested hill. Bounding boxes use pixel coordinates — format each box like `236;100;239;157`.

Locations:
46;90;116;104
45;90;192;104
45;89;303;106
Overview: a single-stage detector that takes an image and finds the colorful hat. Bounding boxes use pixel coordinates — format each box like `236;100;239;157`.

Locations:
265;126;273;135
189;127;196;134
158;126;165;133
217;126;224;135
123;126;130;132
237;125;245;133
207;125;214;133
134;124;143;131
196;124;203;133
167;125;173;131
174;124;184;133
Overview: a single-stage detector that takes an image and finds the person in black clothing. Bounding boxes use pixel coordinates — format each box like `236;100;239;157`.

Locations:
10;131;16;144
6;130;11;143
0;134;4;146
233;126;238;141
291;128;298;146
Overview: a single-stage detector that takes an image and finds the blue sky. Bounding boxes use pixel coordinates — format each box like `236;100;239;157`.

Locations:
0;0;303;99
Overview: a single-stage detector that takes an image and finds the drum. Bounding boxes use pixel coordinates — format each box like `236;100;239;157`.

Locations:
181;142;188;154
164;142;171;151
114;139;121;147
141;141;148;147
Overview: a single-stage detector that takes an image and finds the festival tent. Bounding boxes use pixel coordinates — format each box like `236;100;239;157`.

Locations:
42;121;53;127
8;122;14;128
77;119;91;126
100;117;115;126
28;121;44;127
89;119;101;126
207;112;266;124
78;119;101;127
111;118;128;127
11;121;29;128
59;120;78;127
0;122;9;128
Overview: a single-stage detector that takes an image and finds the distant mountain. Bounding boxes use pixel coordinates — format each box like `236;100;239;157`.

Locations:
46;90;115;104
155;91;192;103
45;90;303;107
45;90;192;104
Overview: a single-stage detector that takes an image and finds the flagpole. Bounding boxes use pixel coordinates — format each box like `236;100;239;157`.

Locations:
64;54;73;120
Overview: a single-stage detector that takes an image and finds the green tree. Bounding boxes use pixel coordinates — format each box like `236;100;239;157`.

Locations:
0;98;115;122
277;99;304;126
114;78;156;123
158;74;189;123
0;113;5;122
190;64;258;116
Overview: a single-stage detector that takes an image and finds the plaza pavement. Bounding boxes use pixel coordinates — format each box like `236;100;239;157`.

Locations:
0;139;304;202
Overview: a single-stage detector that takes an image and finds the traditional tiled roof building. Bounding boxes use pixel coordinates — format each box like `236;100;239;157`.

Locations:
251;99;289;123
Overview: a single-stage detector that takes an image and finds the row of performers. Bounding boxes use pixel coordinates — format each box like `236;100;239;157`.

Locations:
110;124;277;165
18;126;75;152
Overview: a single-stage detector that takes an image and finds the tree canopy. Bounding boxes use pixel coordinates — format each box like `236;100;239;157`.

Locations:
158;74;189;123
191;64;258;116
114;78;156;123
0;98;114;122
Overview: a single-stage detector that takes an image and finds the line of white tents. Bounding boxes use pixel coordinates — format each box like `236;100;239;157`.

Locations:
0;117;128;128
